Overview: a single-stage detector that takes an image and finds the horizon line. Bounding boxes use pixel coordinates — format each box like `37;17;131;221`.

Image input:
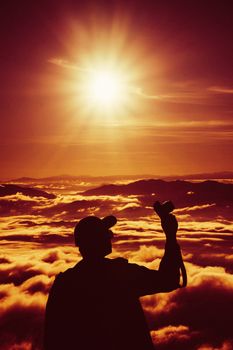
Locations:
1;170;233;182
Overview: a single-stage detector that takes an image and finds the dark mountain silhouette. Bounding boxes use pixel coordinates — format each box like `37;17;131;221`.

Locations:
171;171;233;180
0;184;56;199
4;175;82;183
4;174;151;184
83;179;233;208
3;171;233;184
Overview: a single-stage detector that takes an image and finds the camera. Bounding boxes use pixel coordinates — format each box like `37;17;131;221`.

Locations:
153;200;175;218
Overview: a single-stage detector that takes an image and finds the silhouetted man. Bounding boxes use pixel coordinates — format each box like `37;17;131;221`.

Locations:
44;209;185;350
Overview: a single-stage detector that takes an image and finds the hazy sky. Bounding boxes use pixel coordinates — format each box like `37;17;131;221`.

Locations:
1;0;233;178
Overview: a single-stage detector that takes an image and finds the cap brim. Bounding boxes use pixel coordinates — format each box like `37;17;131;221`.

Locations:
102;215;117;229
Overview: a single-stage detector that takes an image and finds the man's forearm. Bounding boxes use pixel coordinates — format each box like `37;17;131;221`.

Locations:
158;239;182;290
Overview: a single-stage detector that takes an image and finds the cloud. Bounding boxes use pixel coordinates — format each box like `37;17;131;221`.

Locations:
1;180;232;224
0;247;78;286
138;82;233;105
151;325;200;350
197;340;233;350
20;275;52;295
0;290;45;349
0;198;38;216
1;341;32;350
0;184;55;199
41;248;78;265
48;58;169;102
0;179;233;349
175;203;216;213
0;257;11;264
134;87;161;100
48;58;233;107
208;86;233;94
48;58;91;72
1;241;232;350
142;265;233;349
187;253;233;274
0;244;81;349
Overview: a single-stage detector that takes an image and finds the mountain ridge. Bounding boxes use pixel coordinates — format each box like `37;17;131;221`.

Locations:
82;179;233;209
0;184;56;199
2;171;233;183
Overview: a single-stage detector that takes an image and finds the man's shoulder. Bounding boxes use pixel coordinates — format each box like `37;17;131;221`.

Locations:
110;257;128;265
54;266;77;286
54;258;128;276
54;257;143;283
111;257;149;270
108;258;148;275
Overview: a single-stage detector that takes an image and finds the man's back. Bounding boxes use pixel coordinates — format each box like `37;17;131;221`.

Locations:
44;213;185;350
44;258;156;350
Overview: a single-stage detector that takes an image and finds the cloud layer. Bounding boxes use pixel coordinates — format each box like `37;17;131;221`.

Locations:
0;178;232;349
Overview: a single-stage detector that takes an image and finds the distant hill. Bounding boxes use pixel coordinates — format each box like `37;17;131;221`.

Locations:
171;171;233;180
83;179;233;208
4;175;82;183
3;171;233;184
0;184;56;199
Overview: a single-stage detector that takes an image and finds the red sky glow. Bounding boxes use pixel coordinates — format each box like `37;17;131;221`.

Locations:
1;1;233;178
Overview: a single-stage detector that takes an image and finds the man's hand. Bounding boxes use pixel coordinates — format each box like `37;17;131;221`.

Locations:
161;214;178;242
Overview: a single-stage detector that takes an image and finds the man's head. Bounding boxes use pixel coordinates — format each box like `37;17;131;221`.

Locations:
74;215;117;260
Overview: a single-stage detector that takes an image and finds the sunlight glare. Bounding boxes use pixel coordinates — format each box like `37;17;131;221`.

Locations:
85;69;124;107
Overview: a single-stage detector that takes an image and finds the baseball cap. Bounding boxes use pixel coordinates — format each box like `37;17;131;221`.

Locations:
74;215;117;247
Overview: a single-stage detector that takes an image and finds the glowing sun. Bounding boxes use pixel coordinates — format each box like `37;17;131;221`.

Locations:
84;68;127;108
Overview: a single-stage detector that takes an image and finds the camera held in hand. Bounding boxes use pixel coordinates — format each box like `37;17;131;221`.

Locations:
153;200;175;219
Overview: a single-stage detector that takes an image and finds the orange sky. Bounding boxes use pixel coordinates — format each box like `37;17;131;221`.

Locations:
1;1;233;179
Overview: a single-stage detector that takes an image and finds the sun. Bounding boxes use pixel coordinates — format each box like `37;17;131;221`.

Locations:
84;68;126;108
75;62;140;121
88;70;121;105
47;14;151;122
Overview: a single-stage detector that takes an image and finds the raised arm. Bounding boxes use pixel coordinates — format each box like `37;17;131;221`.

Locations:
157;213;186;292
123;203;187;297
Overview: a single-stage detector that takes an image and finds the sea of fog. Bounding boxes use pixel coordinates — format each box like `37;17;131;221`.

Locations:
0;177;233;350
